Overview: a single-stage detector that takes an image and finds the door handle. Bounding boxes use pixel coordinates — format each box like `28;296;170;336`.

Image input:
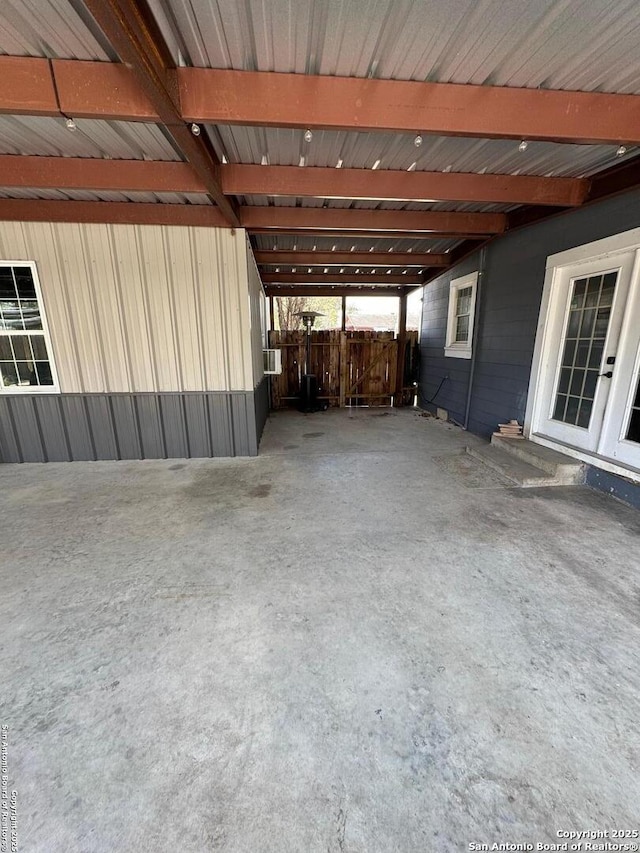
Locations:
599;371;613;378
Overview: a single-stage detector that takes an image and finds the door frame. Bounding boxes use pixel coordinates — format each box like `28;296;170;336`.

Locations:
525;226;640;484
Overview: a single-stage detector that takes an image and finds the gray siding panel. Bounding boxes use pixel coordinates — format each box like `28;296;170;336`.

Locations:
208;394;234;457
254;376;269;446
159;395;188;459
135;396;165;459
420;188;640;437
85;396;118;460
0;398;22;463
183;395;211;458
0;390;265;463
10;397;45;462
110;396;142;460
60;397;95;461
231;394;254;456
35;397;70;462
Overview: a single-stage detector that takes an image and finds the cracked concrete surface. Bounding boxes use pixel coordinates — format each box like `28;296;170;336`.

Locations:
2;409;640;852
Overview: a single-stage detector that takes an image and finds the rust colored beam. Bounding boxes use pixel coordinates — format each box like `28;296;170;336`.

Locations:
241;207;505;235
52;59;159;121
4;58;640;148
224;164;587;207
0;199;228;227
255;250;448;267
261;273;422;285
265;286;409;298
180;68;640;146
249;228;463;240
0;57;59;116
0;156;205;193
82;0;239;226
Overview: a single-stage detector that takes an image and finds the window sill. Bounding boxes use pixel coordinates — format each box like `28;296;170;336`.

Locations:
444;346;472;360
0;387;60;395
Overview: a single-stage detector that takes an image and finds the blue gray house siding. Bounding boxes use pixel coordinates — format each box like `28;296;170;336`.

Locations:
419;187;640;506
421;188;640;433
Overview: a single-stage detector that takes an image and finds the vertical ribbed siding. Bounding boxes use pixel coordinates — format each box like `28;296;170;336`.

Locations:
0;392;261;462
246;239;266;389
0;221;255;393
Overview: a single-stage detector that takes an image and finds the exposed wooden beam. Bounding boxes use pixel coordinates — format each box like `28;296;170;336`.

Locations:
52;58;159;121
0;155;588;212
0;57;59;116
0;156;204;193
81;0;239;226
180;68;640;146
241;208;505;235
224;164;587;207
266;286;409;298
261;273;422;285
250;228;464;240
4;58;640;147
254;250;448;267
0;199;227;227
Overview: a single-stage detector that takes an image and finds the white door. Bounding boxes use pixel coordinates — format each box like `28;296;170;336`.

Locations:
533;252;637;454
598;269;640;469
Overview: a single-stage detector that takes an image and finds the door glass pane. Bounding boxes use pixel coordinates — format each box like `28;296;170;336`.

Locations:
577;399;593;428
625;371;640;444
627;410;640;443
553;271;618;427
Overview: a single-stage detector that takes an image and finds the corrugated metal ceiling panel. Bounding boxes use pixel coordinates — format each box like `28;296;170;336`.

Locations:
0;116;182;160
250;234;463;253
207;125;637;179
239;195;515;212
0;187;211;204
148;0;640;94
0;0;114;59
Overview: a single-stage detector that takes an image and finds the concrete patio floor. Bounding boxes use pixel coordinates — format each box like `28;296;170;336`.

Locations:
2;408;640;852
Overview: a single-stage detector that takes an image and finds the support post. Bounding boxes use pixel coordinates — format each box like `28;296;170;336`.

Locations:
394;293;408;407
341;295;346;332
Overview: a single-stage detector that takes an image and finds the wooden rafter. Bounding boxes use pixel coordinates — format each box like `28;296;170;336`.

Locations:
261;273;422;285
0;199;227;227
81;0;239;226
223;164;587;207
265;286;409;297
3;57;640;146
240;208;506;236
255;251;448;267
0;157;586;209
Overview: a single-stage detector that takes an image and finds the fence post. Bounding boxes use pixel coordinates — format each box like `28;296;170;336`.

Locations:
339;331;347;408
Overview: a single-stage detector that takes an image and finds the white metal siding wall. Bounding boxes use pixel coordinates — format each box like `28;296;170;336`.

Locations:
246;239;266;389
0;221;255;393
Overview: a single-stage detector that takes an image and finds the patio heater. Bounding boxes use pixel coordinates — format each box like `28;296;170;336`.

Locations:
296;310;324;412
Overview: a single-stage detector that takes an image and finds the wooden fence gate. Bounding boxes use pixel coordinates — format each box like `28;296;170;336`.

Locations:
268;329;418;409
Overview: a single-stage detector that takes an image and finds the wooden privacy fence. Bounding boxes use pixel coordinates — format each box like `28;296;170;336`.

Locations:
268;329;418;408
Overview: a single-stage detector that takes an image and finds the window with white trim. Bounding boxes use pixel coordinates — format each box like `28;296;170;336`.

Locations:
0;262;58;392
445;271;478;359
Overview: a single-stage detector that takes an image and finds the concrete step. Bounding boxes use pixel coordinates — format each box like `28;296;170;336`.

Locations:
491;434;584;481
466;443;584;488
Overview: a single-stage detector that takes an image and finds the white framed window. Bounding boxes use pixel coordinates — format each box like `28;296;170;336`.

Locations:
0;261;59;393
445;271;478;359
